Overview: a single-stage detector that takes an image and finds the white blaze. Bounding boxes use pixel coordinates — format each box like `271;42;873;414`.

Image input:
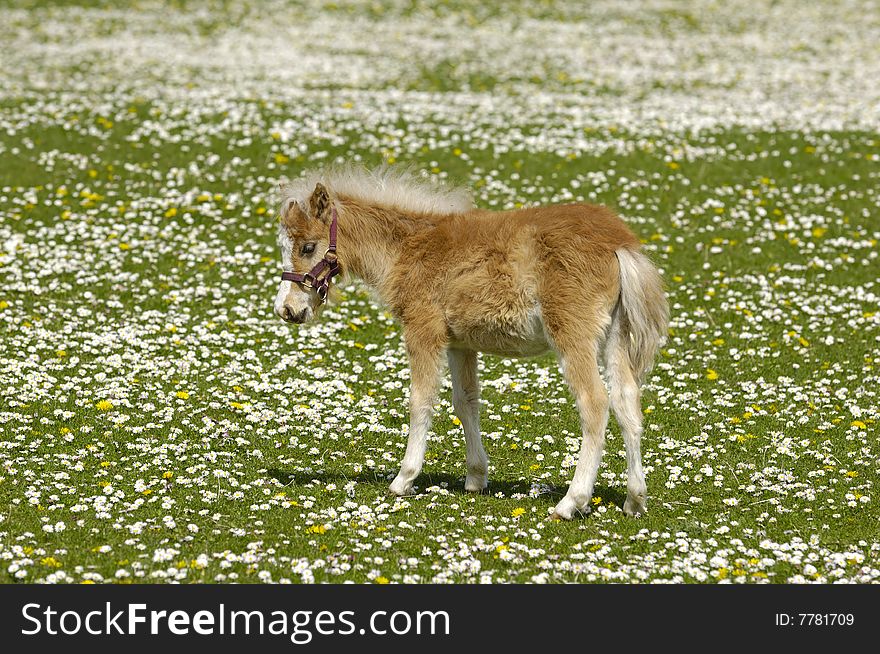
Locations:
274;223;316;322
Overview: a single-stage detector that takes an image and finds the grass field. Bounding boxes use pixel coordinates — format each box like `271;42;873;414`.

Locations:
0;0;878;583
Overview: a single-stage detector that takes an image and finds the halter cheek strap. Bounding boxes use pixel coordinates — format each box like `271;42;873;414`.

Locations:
280;207;340;303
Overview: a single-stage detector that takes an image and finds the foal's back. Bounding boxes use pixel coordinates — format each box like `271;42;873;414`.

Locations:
494;203;641;251
388;203;641;354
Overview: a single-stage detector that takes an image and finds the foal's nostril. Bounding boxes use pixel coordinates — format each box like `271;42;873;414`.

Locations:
282;305;308;323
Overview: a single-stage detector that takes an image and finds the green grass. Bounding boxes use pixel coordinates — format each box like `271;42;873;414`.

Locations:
0;0;878;583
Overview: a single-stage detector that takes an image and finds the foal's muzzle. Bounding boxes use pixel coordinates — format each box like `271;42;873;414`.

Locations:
282;305;308;324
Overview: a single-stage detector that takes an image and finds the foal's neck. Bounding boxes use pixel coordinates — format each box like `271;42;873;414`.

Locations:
336;198;434;290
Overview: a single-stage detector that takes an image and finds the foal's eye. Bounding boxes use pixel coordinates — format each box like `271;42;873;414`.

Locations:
300;242;316;256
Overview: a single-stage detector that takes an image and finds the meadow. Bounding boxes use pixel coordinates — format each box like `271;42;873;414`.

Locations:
0;0;878;583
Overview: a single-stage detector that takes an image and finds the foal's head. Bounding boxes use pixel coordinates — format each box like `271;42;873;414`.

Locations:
274;182;335;325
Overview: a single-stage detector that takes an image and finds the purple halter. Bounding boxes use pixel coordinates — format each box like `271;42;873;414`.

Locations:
280;207;340;303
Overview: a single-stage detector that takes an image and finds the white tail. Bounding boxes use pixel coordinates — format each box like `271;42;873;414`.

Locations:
602;247;668;516
613;247;669;383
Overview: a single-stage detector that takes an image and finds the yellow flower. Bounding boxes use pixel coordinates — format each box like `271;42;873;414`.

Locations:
176;391;190;400
851;421;866;429
374;576;389;584
164;207;177;218
95;400;114;411
511;507;525;517
307;525;326;534
162;471;173;480
0;301;8;310
706;369;719;381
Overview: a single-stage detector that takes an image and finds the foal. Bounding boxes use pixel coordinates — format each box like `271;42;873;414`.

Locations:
274;166;668;519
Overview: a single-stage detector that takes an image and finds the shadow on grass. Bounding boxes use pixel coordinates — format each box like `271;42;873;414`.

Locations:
266;468;627;514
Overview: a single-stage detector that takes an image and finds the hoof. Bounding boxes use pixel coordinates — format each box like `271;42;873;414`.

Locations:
623;494;647;517
464;475;488;493
551;495;583;521
553;495;590;520
548;511;563;521
388;477;414;497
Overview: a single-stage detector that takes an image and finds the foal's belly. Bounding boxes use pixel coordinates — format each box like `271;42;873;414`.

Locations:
448;307;551;357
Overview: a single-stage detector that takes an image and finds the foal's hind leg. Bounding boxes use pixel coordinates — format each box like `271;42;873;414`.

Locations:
551;345;609;520
448;349;488;492
389;330;445;497
605;325;648;516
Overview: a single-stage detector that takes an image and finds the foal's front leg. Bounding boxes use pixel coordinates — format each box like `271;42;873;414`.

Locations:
388;337;445;497
448;349;488;492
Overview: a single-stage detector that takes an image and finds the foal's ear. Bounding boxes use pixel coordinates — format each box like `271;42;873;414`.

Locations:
308;183;332;223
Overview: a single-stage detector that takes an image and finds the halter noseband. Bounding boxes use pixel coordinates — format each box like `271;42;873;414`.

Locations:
280;207;340;303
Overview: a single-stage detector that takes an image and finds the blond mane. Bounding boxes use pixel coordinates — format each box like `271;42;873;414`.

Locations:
279;164;474;216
